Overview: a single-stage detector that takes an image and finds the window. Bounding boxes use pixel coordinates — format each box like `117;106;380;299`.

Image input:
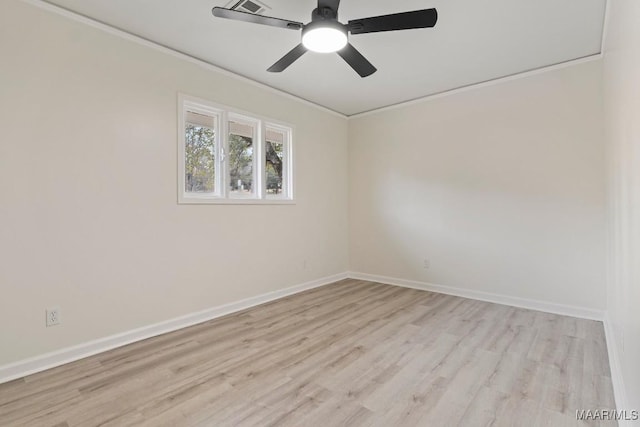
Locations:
228;115;257;198
178;95;293;204
184;109;219;197
265;125;289;199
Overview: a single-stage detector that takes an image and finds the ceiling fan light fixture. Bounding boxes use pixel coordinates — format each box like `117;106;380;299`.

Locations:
302;21;347;53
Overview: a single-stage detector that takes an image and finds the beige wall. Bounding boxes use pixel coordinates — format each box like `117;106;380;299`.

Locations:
603;0;640;411
0;0;348;366
349;61;606;310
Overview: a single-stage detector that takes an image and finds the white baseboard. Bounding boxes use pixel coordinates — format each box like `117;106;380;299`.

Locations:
348;272;605;321
0;272;348;385
603;314;630;420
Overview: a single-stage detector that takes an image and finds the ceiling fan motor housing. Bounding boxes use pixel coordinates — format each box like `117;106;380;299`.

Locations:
311;7;338;22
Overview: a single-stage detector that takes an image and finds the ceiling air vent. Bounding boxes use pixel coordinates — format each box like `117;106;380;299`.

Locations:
226;0;269;15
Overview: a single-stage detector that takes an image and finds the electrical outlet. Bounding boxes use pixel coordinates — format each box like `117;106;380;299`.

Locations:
46;307;61;327
423;259;430;269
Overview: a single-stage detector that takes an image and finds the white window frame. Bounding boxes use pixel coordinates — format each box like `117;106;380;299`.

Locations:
179;100;223;200
264;123;293;200
227;112;261;199
178;94;294;205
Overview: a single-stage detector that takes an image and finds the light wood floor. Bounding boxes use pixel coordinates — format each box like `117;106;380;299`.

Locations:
0;280;615;426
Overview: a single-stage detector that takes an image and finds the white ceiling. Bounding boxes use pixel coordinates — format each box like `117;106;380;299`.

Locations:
44;0;606;116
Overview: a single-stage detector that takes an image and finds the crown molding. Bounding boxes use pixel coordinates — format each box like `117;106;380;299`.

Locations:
348;54;603;119
20;0;348;120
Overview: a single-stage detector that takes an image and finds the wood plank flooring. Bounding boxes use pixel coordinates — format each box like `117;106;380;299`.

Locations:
0;279;616;426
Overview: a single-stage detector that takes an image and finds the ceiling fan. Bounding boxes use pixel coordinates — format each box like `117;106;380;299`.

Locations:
212;0;438;78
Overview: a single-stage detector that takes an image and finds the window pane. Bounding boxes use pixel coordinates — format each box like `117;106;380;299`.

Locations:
266;128;286;197
184;112;216;194
228;120;255;197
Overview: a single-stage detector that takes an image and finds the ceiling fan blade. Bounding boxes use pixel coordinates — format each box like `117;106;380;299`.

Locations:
267;44;308;72
337;43;377;78
348;9;438;35
318;0;341;12
212;7;303;30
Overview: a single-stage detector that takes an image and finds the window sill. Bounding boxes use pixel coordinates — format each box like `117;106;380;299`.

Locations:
178;197;296;205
